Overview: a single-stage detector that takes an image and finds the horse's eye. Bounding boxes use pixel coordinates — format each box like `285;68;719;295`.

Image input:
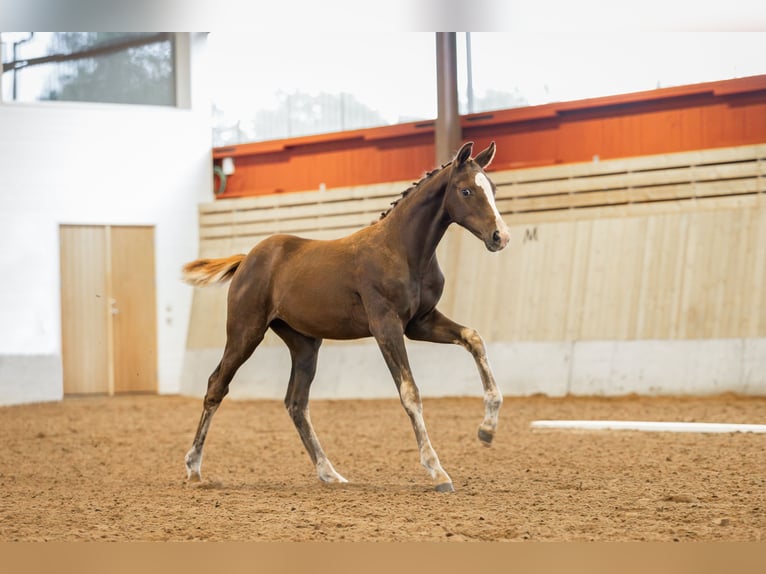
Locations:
461;188;471;197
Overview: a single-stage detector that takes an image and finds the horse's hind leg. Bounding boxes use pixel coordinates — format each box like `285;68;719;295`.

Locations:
185;324;266;482
271;321;347;484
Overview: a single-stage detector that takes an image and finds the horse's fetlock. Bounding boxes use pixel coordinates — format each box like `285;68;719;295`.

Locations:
485;390;503;410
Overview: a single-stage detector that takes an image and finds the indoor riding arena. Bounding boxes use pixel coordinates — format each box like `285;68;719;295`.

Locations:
1;30;766;547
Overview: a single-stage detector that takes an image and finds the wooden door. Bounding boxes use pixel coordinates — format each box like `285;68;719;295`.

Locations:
60;225;157;395
110;226;157;393
60;226;111;394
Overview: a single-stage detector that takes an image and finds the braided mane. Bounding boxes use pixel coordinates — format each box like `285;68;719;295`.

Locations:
374;161;451;224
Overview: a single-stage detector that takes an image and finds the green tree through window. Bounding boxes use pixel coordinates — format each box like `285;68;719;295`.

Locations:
1;32;176;107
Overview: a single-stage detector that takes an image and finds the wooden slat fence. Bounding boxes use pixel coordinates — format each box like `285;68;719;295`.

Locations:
493;144;766;222
188;144;766;348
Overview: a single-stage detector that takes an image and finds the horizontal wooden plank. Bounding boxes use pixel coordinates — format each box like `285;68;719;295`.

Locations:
693;177;765;198
490;143;766;185
495;159;763;200
500;178;765;215
200;226;358;250
200;181;410;214
200;213;376;240
503;194;764;225
199;196;392;227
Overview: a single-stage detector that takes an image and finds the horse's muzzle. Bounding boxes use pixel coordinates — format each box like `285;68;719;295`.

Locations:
487;227;510;252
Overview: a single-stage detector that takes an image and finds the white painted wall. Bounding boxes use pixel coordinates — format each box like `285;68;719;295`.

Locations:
0;33;213;405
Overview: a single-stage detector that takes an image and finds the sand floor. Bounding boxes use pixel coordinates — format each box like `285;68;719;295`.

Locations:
1;394;764;541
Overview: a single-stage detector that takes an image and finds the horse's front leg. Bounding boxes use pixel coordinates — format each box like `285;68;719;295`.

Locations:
406;309;503;446
370;312;453;492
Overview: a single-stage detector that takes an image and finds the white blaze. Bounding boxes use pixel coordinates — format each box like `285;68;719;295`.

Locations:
475;172;504;227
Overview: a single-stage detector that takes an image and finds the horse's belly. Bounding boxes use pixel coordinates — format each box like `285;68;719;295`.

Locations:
274;285;371;341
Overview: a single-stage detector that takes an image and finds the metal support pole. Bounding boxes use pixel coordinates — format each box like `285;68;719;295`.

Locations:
466;32;474;114
435;32;461;166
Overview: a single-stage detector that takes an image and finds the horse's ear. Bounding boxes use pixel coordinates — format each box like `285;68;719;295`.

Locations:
474;141;496;168
454;141;473;165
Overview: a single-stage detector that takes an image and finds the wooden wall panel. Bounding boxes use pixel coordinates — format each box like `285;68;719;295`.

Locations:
432;205;766;343
186;236;233;349
563;221;592;340
633;214;687;339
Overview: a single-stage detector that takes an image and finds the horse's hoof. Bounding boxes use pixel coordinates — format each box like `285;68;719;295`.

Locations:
435;482;455;493
319;475;349;485
186;469;202;482
478;427;494;446
317;462;349;484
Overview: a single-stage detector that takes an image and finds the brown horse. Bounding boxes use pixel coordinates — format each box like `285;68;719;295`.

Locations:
183;141;509;492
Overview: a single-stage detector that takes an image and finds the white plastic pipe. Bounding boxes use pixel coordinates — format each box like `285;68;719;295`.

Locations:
530;420;766;433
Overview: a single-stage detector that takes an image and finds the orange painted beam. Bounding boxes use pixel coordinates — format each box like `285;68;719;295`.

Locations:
464;75;766;172
212;75;766;198
213;121;436;197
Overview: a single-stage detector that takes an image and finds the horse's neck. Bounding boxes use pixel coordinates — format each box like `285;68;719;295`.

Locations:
382;171;451;271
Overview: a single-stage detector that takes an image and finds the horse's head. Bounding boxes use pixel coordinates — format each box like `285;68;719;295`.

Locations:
444;141;510;252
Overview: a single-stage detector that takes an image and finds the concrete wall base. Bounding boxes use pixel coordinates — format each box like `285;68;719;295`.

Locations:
0;355;63;406
180;338;766;400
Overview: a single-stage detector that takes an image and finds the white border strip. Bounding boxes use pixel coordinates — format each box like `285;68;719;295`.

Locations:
531;420;766;433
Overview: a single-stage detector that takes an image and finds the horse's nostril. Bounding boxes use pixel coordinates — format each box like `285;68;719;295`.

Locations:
492;230;501;243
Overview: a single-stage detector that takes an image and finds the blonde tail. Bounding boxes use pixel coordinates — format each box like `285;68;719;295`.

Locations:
182;254;245;286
